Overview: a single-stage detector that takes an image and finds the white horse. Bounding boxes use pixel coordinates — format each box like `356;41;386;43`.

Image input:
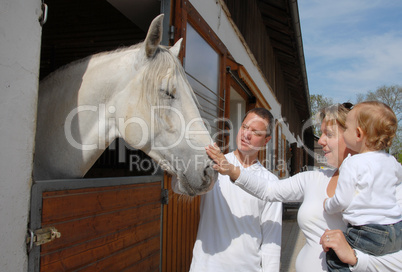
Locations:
33;14;217;196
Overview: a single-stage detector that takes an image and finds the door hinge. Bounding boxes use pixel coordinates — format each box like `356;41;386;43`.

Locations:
161;189;169;205
26;226;61;252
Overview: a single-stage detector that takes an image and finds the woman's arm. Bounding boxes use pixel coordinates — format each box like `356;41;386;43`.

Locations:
320;229;402;271
353;249;402;272
234;170;305;202
206;143;305;202
320;229;356;265
205;144;240;180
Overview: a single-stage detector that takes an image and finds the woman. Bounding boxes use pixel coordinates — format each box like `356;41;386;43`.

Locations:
206;103;402;271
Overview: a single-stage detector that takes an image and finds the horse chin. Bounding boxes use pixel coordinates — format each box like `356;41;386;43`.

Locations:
195;184;214;195
157;155;217;196
175;175;197;197
175;170;217;196
196;172;217;195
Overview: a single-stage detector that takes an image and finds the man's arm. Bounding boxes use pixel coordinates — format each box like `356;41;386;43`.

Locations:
260;200;282;271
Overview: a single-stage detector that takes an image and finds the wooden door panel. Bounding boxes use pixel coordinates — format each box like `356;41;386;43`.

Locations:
30;178;162;272
79;236;160;272
41;219;160;271
42;183;161;224
41;201;160;252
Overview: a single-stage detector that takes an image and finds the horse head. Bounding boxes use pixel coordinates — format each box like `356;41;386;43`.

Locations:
114;14;218;195
34;14;217;196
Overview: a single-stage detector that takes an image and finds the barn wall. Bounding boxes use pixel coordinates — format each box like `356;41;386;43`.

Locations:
163;176;200;272
161;2;304;270
39;0;147;80
223;0;305;138
189;0;297;144
0;0;43;270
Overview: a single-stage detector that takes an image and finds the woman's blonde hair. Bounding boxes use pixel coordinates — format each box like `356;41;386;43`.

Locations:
317;102;352;130
353;101;397;150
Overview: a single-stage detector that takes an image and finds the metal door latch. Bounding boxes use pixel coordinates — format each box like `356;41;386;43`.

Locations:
39;3;48;26
161;189;169;205
27;227;61;252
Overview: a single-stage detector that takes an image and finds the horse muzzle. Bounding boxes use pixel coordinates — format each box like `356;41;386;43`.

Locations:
175;163;218;196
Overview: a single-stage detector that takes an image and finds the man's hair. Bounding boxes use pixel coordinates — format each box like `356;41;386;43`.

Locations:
243;108;274;137
353;101;397;150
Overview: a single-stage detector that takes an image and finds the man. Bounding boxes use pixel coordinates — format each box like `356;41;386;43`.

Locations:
190;108;282;271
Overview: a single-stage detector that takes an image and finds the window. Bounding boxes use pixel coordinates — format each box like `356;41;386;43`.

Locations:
229;87;246;152
184;23;223;145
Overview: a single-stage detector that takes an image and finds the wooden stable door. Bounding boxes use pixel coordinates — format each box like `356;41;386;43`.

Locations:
28;176;164;272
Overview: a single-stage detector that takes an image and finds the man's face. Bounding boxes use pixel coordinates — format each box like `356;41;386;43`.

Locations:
236;113;271;155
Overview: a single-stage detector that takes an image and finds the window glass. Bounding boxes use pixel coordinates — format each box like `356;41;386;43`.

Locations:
229;88;246;152
184;23;220;140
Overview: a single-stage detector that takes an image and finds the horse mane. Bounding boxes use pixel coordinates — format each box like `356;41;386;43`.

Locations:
40;43;143;83
140;46;199;108
40;42;199;118
95;43;142;58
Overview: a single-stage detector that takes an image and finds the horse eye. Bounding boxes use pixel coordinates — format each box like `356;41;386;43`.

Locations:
160;89;175;99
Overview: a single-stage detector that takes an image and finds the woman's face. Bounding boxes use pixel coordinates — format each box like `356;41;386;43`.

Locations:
317;121;352;168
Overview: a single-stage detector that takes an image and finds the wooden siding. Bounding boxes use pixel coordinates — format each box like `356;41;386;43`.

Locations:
223;0;311;139
39;182;162;271
223;0;276;88
162;175;200;272
39;0;146;80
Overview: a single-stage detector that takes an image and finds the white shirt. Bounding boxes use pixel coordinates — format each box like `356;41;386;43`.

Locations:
235;169;402;272
189;152;282;272
325;151;402;226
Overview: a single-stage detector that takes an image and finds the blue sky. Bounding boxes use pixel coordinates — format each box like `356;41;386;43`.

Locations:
298;1;402;104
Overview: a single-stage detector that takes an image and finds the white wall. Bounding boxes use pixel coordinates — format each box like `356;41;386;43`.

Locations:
0;0;42;270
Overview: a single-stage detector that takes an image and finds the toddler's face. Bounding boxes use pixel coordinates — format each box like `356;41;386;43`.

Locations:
343;108;359;151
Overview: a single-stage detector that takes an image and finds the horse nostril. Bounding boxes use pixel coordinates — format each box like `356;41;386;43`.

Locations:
203;164;214;177
203;165;209;176
203;164;218;186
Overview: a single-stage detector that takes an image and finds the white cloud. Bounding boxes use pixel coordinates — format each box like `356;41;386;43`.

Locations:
299;1;402;102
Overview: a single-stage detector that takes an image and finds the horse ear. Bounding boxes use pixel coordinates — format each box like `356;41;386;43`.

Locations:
169;38;183;57
144;14;164;58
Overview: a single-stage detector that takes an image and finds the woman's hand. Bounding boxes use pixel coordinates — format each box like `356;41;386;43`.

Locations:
205;143;240;180
320;229;357;266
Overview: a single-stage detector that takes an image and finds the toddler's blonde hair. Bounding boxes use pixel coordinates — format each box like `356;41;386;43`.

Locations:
353;101;397;150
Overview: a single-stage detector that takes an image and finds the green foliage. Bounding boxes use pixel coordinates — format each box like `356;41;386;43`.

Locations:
310;85;402;158
309;94;334;136
310;94;334;115
356;85;402;157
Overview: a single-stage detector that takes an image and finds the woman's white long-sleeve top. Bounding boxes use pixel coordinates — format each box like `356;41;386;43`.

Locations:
235;169;402;272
